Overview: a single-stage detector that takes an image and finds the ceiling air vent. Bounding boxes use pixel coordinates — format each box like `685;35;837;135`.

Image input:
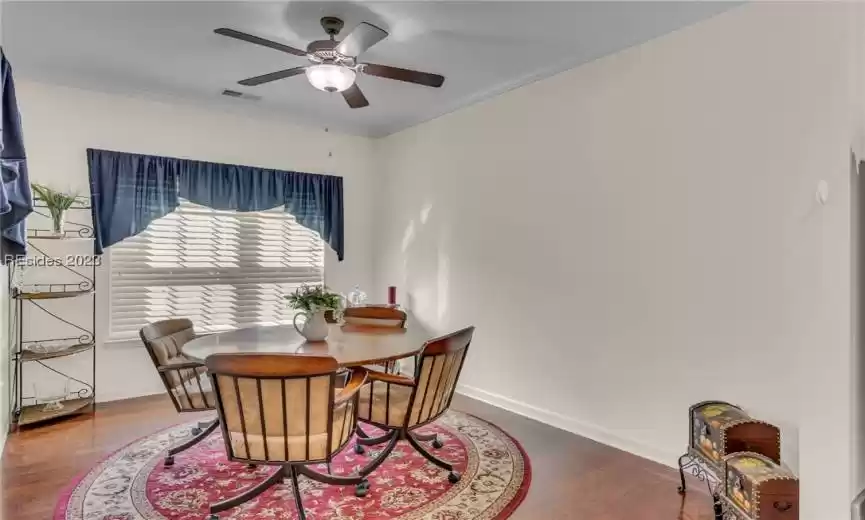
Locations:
221;89;261;101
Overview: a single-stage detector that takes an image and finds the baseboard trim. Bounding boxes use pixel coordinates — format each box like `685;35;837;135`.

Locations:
456;383;679;469
95;387;167;405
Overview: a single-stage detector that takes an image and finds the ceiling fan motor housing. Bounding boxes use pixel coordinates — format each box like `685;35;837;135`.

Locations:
307;17;354;65
307;39;353;66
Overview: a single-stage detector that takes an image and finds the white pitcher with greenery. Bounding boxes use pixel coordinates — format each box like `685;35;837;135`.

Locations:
31;183;84;237
285;285;342;342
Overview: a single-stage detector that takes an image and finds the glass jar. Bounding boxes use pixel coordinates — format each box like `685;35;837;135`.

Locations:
346;285;367;307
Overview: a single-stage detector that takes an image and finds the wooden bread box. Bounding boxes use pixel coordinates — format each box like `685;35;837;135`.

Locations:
722;452;798;520
690;401;781;467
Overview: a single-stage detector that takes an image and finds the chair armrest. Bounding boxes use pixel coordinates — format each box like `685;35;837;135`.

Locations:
367;370;416;387
335;367;369;406
158;361;204;372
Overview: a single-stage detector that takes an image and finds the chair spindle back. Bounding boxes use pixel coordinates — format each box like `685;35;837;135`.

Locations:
407;326;475;428
342;306;407;328
140;319;213;412
206;354;357;464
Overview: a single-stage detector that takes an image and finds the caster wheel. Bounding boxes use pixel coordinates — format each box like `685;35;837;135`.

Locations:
447;472;461;484
677;486;686;495
432;439;444;449
164;456;175;467
191;427;202;436
355;479;370;497
354;444;365;455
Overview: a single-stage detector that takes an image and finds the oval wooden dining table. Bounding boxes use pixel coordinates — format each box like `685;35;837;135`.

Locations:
181;322;431;366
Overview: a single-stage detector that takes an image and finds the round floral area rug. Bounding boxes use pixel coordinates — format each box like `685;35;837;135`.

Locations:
55;411;531;520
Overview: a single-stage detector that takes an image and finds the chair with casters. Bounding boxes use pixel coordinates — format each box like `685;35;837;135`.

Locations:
342;305;408;375
140;319;218;467
353;326;475;484
342;305;411;439
342;305;407;328
204;354;371;520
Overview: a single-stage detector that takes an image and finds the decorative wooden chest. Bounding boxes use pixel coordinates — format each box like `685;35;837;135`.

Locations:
690;401;781;467
722;452;798;520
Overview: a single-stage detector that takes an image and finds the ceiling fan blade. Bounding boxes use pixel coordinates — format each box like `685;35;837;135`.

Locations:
215;28;307;57
238;67;307;86
335;22;388;57
361;63;445;88
342;83;369;109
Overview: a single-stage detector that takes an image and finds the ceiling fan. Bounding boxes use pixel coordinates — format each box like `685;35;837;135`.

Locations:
214;17;445;109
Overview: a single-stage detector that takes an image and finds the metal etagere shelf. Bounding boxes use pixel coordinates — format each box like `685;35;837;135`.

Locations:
7;201;96;428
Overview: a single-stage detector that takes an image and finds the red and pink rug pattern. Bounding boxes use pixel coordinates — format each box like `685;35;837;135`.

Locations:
56;411;530;520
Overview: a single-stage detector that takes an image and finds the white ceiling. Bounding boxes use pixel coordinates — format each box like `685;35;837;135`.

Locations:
2;1;732;137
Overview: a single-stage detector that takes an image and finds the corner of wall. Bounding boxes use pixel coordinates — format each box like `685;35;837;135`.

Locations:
368;135;392;302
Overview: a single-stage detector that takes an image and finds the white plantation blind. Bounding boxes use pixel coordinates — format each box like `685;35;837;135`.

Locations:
109;200;324;340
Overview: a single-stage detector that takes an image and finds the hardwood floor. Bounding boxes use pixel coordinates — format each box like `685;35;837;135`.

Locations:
1;393;714;520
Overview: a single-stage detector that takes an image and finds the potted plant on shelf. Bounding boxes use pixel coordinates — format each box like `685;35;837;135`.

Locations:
285;284;343;342
30;183;85;237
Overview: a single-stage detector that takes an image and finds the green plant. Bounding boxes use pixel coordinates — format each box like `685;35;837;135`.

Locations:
285;284;342;312
30;184;84;230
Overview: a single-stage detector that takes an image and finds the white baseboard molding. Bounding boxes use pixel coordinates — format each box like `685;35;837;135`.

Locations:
456;383;680;469
96;387;166;404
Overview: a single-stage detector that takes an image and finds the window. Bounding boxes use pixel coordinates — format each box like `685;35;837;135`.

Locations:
109;200;324;341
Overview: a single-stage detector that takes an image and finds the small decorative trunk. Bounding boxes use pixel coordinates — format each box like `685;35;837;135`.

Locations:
722;452;798;520
690;401;781;467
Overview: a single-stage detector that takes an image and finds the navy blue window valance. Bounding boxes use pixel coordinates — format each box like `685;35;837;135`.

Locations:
1;48;34;262
87;148;344;260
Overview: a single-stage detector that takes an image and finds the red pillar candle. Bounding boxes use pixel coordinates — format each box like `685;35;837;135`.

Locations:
388;286;397;306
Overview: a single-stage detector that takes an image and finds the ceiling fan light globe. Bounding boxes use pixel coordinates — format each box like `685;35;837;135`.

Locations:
305;64;356;93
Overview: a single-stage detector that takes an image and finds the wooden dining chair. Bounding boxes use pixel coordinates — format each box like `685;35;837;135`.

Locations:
343;305;408;374
353;326;475;484
140;319;218;467
342;305;408;328
204;354;370;520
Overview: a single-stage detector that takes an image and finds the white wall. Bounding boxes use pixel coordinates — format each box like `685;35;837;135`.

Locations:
374;4;859;519
14;80;377;402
